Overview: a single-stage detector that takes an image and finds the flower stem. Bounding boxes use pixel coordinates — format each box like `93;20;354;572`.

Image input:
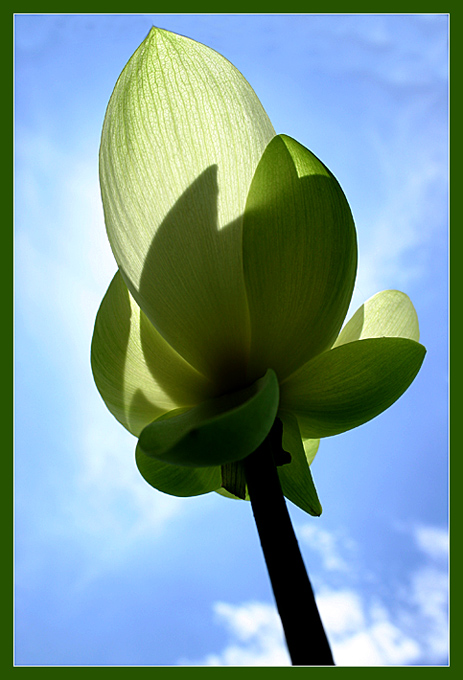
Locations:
243;421;335;666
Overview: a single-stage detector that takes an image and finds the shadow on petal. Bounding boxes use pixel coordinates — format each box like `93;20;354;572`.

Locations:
136;165;252;394
243;135;357;383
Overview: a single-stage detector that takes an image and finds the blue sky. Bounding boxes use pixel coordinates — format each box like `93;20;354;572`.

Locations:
14;13;448;666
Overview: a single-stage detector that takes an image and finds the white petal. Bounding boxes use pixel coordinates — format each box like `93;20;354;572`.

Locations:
99;27;275;388
333;289;420;347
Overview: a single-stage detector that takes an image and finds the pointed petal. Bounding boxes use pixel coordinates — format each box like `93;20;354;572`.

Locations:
278;412;322;516
214;416;321;513
99;27;275;386
135;446;221;497
242;134;357;382
91;271;215;436
333;289;420;347
280;338;426;438
215;486;249;501
216;412;322;517
138;369;280;468
301;433;320;466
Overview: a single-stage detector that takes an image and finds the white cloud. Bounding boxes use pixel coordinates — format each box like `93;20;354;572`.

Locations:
407;565;448;662
298;523;355;572
183;601;290;667
414;524;449;562
405;524;449;661
316;588;365;636
317;588;422;666
321;524;449;666
187;523;448;667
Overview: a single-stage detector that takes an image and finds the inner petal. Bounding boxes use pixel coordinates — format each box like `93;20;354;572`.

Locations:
242;135;357;383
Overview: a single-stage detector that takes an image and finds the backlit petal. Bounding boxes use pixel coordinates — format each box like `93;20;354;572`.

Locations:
280;337;426;438
135;447;221;497
138;369;280;467
91;271;215;436
99;27;275;387
333;289;420;347
278;412;322;516
242;135;357;382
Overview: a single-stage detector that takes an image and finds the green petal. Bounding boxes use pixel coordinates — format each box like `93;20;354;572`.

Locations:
301;432;320;466
91;271;215;436
278;412;322;516
99;27;275;388
138;369;280;467
215;486;248;501
135;447;221;497
242;134;357;382
280;338;426;438
333;289;420;347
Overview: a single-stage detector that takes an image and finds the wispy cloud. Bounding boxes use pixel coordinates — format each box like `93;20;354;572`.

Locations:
15;130;192;563
414;524;449;561
354;152;447;304
336;25;449;317
181;601;290;667
298;523;356;572
185;523;448;666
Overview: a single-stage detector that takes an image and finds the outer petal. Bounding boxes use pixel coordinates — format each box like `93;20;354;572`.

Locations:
301;435;320;466
135;448;221;498
333;289;420;347
137;369;279;468
280;337;426;438
278;412;322;516
215;414;321;518
99;27;275;389
91;271;215;437
242;134;357;382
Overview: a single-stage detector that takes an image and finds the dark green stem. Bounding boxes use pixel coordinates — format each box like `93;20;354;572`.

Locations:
243;422;335;666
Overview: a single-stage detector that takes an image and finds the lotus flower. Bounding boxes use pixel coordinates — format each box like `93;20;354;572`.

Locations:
91;27;426;517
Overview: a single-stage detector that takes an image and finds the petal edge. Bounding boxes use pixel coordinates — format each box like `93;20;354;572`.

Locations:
243;134;357;382
281;337;426;438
